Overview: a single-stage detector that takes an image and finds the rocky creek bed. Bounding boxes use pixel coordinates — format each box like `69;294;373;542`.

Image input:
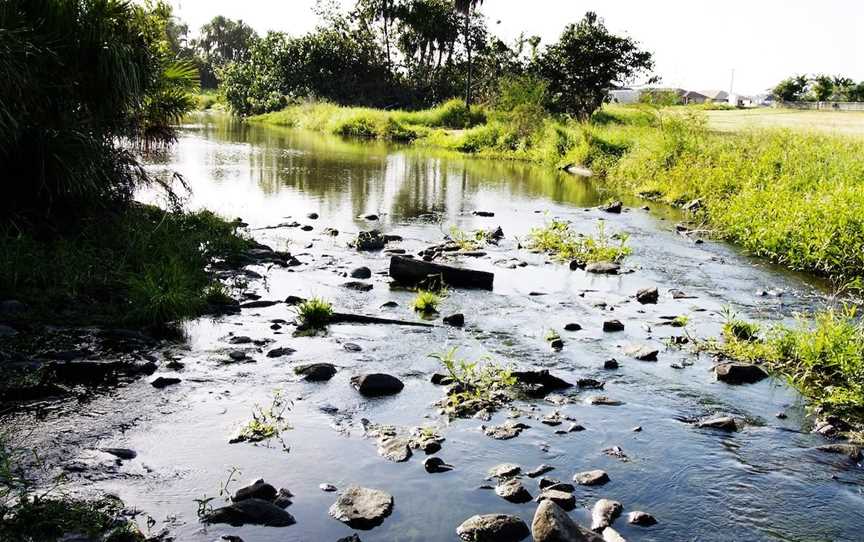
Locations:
1;117;862;542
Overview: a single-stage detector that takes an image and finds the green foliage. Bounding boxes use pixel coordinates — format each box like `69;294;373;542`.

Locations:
495;74;548;111
0;494;143;542
430;347;516;417
190;15;257;89
0;0;199;219
295;297;334;330
231;391;293;451
772;75;809;102
528;220;632;265
412;290;442;314
535;12;655;120
545;329;561;341
712;307;864;420
0;205;250;326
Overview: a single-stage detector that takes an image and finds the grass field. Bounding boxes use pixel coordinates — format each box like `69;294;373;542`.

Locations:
705;108;864;136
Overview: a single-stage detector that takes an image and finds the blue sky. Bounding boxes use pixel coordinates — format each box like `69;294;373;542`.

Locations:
172;0;864;95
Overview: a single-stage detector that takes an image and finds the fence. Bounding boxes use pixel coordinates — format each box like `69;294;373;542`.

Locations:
777;101;864;111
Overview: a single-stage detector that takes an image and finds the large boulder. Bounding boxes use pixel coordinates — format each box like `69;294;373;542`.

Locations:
532;500;603;542
714;363;768;384
328;486;394;529
457;514;529;542
351;373;404;396
204;498;295;527
232;480;277;503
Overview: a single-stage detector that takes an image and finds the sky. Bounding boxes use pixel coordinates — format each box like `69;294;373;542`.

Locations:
172;0;864;95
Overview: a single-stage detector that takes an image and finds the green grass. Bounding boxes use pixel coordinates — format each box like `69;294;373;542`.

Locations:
527;220;631;265
0;205;250;327
709;307;864;422
249;99;485;142
412;290;442;314
0;495;144;542
295;297;333;329
704;108;864;136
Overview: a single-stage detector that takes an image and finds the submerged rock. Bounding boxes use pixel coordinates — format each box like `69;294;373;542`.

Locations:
695;415;738;432
342;281;373;292
816;443;862;460
351;373;404;396
456;514;529;542
328;486;393;529
204;499;296;527
484;421;529;440
99;448;136;460
532;500;602;542
714;363;768;384
473;210;495;217
267;347;296;358
527;464;554;478
591;499;622;532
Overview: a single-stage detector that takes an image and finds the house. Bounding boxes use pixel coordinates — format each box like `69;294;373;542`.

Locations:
699;90;730;103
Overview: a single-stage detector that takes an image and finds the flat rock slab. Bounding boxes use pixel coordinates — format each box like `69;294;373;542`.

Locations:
816;443;862;460
586;262;620;275
532;500;602;542
489;463;521;478
328;486;393;530
624;345;659;361
377;437;412;462
574;470;609;486
484;422;529;440
695;416;738;432
457;514;530;542
204;498;296;527
536;489;576;511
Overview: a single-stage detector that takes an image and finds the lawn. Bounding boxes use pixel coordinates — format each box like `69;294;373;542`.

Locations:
705;108;864;136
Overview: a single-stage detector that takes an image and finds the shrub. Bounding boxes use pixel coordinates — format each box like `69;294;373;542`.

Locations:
528;220;631;265
412;291;442;314
295;297;333;329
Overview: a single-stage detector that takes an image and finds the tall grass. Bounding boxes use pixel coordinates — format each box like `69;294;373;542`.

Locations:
712;307;864;421
0;205;250;326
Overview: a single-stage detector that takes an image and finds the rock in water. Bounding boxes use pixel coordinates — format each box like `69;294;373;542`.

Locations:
150;376;181;388
204;499;296;527
350;267;372;279
602;320;624;332
232;480;277;502
603;201;623;213
532;500;603;542
714;363;768;384
586;262;620;275
294;363;337;382
377;437;412;462
624;345;659;361
695;416;738;432
456;514;530;542
328;486;393;529
351;373;404;396
816;443;862;460
602;527;627;542
627;511;657;526
495;479;532;503
573;470;609;486
636;287;659;304
489;463;521;478
99;448;137;460
591;499;622;532
536;489;576;511
443;313;465;327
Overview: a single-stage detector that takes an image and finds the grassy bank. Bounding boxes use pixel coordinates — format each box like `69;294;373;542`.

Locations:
0;205;250;328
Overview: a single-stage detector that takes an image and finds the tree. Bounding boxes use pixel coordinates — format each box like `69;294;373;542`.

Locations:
811;74;835;102
0;0;199;218
453;0;483;109
771;75;808;102
534;12;654;120
191;16;257;88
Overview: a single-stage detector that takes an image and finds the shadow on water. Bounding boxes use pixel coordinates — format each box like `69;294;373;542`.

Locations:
25;112;862;541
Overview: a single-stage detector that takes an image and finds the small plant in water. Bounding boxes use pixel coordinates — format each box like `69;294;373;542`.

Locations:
448;225;481;251
295;297;333;330
412;290;442;314
720;306;759;341
528;219;631;265
430;347;517;417
230;390;293;452
545;329;561;342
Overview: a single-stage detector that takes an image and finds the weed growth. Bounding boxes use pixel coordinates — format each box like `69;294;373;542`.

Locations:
430;348;517;417
528;220;631;265
295;297;333;330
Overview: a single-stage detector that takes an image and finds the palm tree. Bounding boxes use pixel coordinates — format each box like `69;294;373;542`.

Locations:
454;0;483;110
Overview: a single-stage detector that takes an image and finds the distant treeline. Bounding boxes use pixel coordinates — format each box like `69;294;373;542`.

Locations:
772;74;864;103
171;2;656;120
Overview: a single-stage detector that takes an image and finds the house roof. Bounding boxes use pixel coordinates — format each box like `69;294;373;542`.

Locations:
699;89;729;100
